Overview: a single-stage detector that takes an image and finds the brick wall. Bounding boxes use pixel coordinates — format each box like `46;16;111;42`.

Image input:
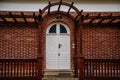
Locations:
0;12;119;60
82;26;120;59
0;25;38;59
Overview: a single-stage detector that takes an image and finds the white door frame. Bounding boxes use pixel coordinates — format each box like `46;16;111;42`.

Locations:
46;22;70;69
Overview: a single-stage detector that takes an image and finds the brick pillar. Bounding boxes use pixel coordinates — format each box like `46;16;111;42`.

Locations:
74;26;79;77
78;55;84;80
37;57;43;80
37;19;43;80
78;25;84;80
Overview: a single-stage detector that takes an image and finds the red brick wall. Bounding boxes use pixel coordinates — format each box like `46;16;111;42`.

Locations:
0;12;119;61
0;25;38;59
82;26;120;59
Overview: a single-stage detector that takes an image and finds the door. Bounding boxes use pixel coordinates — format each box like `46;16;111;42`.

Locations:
46;23;70;69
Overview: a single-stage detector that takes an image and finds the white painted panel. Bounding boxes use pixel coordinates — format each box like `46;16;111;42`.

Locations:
46;35;58;69
58;35;70;69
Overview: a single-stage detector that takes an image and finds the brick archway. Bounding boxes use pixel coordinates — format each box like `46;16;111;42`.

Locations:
38;0;82;78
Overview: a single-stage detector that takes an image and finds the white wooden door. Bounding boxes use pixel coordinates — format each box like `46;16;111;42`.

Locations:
46;23;70;69
58;35;70;69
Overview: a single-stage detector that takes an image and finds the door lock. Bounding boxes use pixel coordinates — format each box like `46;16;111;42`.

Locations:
58;44;62;48
58;53;60;56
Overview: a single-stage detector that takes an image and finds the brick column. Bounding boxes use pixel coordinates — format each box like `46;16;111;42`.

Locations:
78;55;84;80
74;26;78;77
37;20;43;80
78;25;84;80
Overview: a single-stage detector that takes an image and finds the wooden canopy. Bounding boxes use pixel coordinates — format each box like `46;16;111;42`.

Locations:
0;0;120;26
0;11;39;26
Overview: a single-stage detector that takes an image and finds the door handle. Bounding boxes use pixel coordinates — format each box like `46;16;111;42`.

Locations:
58;53;60;56
58;44;62;48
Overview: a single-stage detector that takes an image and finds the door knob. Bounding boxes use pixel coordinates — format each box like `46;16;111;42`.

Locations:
58;53;60;56
58;44;62;48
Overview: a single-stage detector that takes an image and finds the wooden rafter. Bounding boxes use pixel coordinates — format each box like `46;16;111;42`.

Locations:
33;12;37;23
74;10;83;21
0;14;7;23
21;12;27;23
38;9;42;20
39;9;42;14
42;1;80;14
9;12;17;23
85;13;89;18
0;21;37;25
83;15;120;19
0;14;37;18
108;18;116;24
58;0;62;12
48;2;51;14
109;13;112;18
80;15;84;22
0;11;38;25
98;19;105;24
89;18;95;24
89;13;101;24
67;2;74;14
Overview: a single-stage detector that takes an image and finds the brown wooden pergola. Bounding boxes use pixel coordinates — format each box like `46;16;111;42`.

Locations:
0;0;119;26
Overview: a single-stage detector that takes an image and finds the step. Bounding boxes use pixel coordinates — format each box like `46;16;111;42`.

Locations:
42;77;79;80
43;69;74;77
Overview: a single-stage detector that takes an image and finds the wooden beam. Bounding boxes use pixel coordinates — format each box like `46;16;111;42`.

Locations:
39;9;42;20
0;14;37;18
67;2;74;14
109;13;112;18
80;16;120;20
89;13;101;24
76;15;84;25
79;22;120;26
33;12;37;23
80;15;84;22
9;12;17;23
58;0;62;12
74;10;83;21
98;19;105;24
89;18;95;24
0;21;37;26
108;19;116;24
39;9;42;14
21;12;27;23
1;21;119;26
48;1;51;14
83;13;120;20
85;13;89;19
0;14;7;23
80;13;89;22
97;13;101;18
